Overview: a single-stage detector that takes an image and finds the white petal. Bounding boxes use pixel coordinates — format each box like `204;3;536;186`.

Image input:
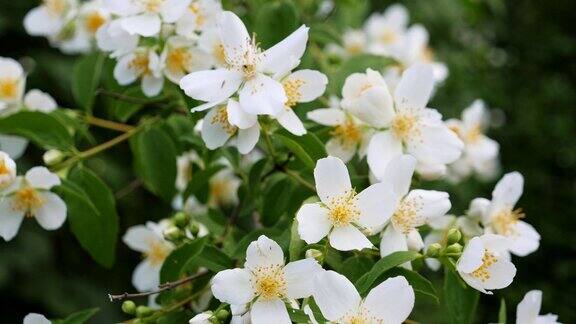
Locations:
0;135;28;159
120;14;161;37
236;124;260;154
427;215;455;230
35;192;66;230
516;290;542;324
367;131;403;181
160;0;192;23
250;299;291;324
296;203;332;244
239;75;287;115
313;156;351;204
313;270;361;321
341;87;394;128
104;0;139;15
284;70;328;102
218;11;250;63
133;259;160;292
407;122;463;165
227;99;257;129
180;68;243;103
142;75;164;97
508;221;540;256
468;197;491;220
394;64;434;111
284;258;323;299
383;154;416;197
276;109;306;136
405;189;451;221
211;268;254;305
0;197;25;241
23;313;51;324
362;276;415;323
325;138;356;163
482;257;516;290
457;236;484;273
24;89;57;112
406;229;424;251
356;182;397;233
201;107;235;150
245;235;285;270
25;166;60;189
380;225;408;257
307;108;346;126
329;224;372;251
123;225;158;253
260;25;309;75
114;54;139;85
492;172;524;209
23;7;61;36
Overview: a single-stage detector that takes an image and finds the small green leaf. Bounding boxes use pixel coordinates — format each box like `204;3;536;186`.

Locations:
72;53;105;112
160;237;208;283
261;177;294;226
275;129;326;169
113;86;156;122
289;219;304;261
194;245;234;272
0;111;74;151
287;308;311;323
254;0;299;48
355;251;421;295
499;298;507;324
340;256;374;282
444;265;479;324
53;307;99;324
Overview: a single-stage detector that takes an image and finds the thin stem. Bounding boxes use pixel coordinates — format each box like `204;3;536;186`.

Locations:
97;89;167;104
115;179;142;199
283;168;315;191
108;271;210;302
85;115;135;132
261;123;277;162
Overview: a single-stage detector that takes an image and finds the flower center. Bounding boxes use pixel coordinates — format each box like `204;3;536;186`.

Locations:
420;47;435;63
391;197;423;234
12;187;44;215
470;250;497;282
213;43;227;65
44;0;67;16
330;119;362;148
143;0;163;13
146;240;170;266
466;124;482;143
327;190;360;227
224;35;261;79
346;43;364;55
129;53;151;76
189;3;206;27
380;29;397;44
85;11;106;34
492;208;524;236
282;78;305;108
211;106;237;136
251;265;286;300
0;159;10;175
167;47;192;74
0;78;19;101
391;113;419;141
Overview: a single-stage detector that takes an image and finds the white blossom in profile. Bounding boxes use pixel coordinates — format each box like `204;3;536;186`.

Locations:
160;36;212;84
23;313;51;324
0;151;17;191
516;290;560;324
176;0;222;39
113;47;164;97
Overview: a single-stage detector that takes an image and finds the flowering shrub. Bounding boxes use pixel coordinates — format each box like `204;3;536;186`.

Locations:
0;0;561;323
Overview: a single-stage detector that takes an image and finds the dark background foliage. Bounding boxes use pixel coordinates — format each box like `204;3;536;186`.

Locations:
1;0;574;322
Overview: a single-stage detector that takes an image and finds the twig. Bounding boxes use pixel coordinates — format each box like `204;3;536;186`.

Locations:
282;168;316;191
115;179;142;199
108;271;210;302
85;116;135;132
96;89;167;104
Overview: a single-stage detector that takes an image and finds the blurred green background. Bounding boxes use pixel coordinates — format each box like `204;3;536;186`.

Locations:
1;0;574;322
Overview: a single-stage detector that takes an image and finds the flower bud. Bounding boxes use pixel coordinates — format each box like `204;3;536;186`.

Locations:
43;149;65;166
216;309;229;320
446;228;462;245
173;212;189;228
136;305;153;318
188;221;200;235
121;300;136;315
426;243;442;257
163;226;182;241
305;249;323;262
445;243;463;255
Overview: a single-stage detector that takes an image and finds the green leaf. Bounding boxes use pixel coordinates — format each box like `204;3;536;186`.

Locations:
0;111;74;151
160;237;208;283
340;256;374;282
275;129;326;169
289;219;304;261
444;265;479;324
261;176;294;226
53;308;99;324
194;245;234;272
183;164;226;202
499;298;507;324
386;267;439;304
113;86;154;122
355;251;421;295
132;125;178;202
254;0;299;48
328;54;395;94
72;53;105;113
333;0;370;29
248;158;271;196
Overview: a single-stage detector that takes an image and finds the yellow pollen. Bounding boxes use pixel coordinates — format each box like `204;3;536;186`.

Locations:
44;0;67;16
167;48;192;74
213;43;227;65
380;29;397;44
392;198;423;234
327;190;360;227
146;240;170;266
420;47;435;63
129;53;151;76
211;106;237;136
392;114;418;140
241;63;257;79
330;119;362;148
144;0;163;12
282;78;305;108
346;43;364;55
493;208;525;236
251;265;286;300
466;124;483;143
209;180;229;206
470;250;497;282
0;78;19;100
12;187;44;216
0;159;10;175
85;11;106;34
189;3;206;27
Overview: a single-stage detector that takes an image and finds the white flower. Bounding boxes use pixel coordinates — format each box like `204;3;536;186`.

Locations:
55;0;110;54
176;0;222;38
208;167;240;208
23;313;51;324
364;4;408;57
0;167;66;241
96;19;140;58
197;27;227;68
113;47;164;97
123;220;174;291
343;65;463;179
475;172;540;256
23;89;58;113
0;135;29;160
313;271;415;324
446;100;500;182
175;150;201;192
189;311;213;324
161;36;212;84
0;151;17;190
180;11;309;115
307;97;372;163
378;155;452;260
0;57;26;112
296;156;397;251
274;69;328;136
516;290;560;324
457;233;516;294
104;0;191;37
23;0;77;38
211;235;323;324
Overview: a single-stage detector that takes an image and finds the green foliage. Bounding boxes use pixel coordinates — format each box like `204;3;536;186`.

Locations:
254;0;299;48
355;251;421;295
52;308;99;324
160;237;208;283
72;53;105;113
0;111;74;151
443;265;480;324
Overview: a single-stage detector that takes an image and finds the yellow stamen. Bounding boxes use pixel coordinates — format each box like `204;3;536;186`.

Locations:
211;106;237;136
189;3;206;27
12;187;44;216
0;159;9;175
44;0;67;16
330;119;362;149
167;47;192;74
492;208;525;236
391;114;419;141
466;124;482;143
144;0;163;13
380;29;397;44
85;11;106;34
420;47;435;63
346;43;364;55
282;78;305;108
391;198;423;234
0;78;19;100
129;53;151;76
470;250;497;282
327;190;360;227
214;43;227;65
251;265;286;300
146;240;170;266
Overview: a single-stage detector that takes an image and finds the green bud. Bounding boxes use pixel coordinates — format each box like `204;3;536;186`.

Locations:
188;221;200;235
305;248;323;262
121;300;136;315
216;309;229;320
445;243;463;255
173;212;189;228
426;243;442;257
446;228;462;245
43;149;65;166
163;226;182;241
136;305;153;318
209;317;220;324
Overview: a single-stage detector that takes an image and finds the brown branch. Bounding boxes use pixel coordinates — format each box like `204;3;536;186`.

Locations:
108;270;210;302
